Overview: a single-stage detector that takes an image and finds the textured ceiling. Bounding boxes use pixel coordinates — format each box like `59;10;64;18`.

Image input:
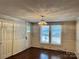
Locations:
0;0;79;22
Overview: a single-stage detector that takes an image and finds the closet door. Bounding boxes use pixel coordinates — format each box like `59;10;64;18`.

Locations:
13;21;27;55
3;21;14;58
26;23;31;48
0;21;4;59
19;22;27;50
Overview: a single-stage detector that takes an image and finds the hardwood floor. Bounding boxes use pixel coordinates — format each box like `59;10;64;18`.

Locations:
7;47;77;59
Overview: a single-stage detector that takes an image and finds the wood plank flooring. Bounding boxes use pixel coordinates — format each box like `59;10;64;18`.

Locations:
7;47;77;59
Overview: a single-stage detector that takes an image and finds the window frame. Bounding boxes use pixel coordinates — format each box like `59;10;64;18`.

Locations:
40;24;62;45
50;25;62;45
40;25;50;44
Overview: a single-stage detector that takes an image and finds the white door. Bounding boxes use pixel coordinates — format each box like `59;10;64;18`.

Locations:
1;21;14;58
26;23;31;48
13;21;27;55
0;21;4;59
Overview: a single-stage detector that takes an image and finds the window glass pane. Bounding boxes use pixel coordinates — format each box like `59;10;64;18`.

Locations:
51;25;62;45
40;26;49;43
26;23;31;32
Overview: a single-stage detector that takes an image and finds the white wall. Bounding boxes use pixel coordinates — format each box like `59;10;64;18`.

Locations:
32;22;76;52
76;20;79;58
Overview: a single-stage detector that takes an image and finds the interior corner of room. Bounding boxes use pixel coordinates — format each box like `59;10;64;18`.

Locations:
0;0;79;59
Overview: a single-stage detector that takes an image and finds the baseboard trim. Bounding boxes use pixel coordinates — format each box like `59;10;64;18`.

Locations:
6;47;77;59
75;52;79;59
31;47;75;54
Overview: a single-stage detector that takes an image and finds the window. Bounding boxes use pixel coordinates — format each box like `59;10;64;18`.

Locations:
40;26;49;44
40;25;62;45
51;25;62;45
26;23;31;32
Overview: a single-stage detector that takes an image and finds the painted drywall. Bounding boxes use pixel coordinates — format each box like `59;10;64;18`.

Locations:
31;21;76;52
76;20;79;53
76;20;79;58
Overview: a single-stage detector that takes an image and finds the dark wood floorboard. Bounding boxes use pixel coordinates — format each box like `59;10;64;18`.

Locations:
6;47;77;59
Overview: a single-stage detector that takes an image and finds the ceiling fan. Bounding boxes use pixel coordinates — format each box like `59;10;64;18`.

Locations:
38;16;47;26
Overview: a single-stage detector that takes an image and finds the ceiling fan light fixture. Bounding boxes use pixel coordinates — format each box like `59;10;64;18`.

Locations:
38;20;47;26
38;16;47;26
